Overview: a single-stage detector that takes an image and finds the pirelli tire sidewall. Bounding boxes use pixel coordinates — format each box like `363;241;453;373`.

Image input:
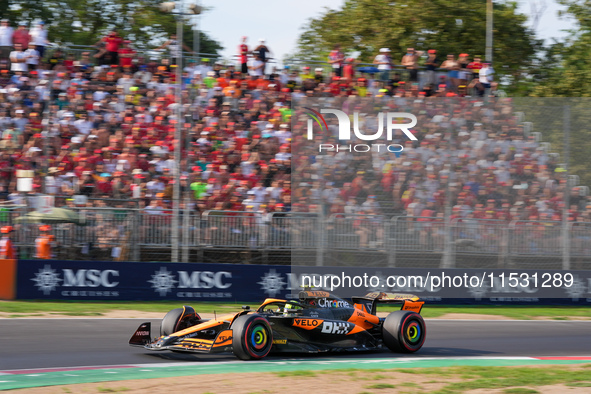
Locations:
382;310;426;353
231;314;273;360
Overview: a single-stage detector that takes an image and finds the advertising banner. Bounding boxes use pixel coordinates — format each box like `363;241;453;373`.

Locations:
15;260;591;304
17;260;290;301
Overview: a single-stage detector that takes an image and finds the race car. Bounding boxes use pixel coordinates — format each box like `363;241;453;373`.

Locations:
129;291;426;360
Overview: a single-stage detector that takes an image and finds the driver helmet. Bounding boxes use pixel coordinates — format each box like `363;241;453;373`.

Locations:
283;302;300;316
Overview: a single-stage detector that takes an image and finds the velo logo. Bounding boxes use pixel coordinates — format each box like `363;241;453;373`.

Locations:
304;107;417;153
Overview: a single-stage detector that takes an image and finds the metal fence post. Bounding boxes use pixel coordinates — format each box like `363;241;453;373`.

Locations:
386;219;395;267
441;101;454;269
500;225;509;269
197;212;204;263
182;197;190;263
316;207;325;266
562;104;571;270
132;209;140;262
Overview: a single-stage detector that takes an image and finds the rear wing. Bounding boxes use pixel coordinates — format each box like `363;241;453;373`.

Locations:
351;292;424;315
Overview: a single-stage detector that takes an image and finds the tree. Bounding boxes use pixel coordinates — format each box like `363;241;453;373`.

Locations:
1;0;222;55
182;25;223;57
295;0;540;86
530;0;591;97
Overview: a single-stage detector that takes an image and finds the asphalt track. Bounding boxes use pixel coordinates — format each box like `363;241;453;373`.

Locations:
1;319;591;371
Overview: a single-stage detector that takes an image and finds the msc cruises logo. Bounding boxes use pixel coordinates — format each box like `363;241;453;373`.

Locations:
31;265;62;295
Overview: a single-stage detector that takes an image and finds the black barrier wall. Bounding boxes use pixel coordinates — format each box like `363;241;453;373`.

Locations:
15;260;591;304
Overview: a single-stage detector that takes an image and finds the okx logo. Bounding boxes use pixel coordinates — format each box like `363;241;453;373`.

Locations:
304;107;417;153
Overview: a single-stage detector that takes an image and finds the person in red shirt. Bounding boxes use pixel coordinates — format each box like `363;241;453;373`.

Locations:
98;30;123;66
12;23;30;50
342;58;356;82
216;70;230;88
119;40;135;69
328;77;341;95
239;36;249;74
467;56;483;80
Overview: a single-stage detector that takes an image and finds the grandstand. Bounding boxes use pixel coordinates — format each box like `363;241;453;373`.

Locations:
0;36;589;270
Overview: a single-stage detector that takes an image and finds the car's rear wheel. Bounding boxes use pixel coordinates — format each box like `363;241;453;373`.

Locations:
160;306;201;336
382;310;426;353
232;314;273;360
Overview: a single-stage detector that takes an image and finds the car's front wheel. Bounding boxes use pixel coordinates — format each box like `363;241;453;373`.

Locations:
231;314;273;360
160;306;201;336
382;310;426;353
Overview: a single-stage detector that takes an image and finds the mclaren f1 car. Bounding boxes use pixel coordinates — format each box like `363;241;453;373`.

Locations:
129;291;426;360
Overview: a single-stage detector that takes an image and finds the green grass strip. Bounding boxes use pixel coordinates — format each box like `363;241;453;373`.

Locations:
1;358;590;390
0;301;589;320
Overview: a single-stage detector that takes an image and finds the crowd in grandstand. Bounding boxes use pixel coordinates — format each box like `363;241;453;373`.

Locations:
0;19;588;237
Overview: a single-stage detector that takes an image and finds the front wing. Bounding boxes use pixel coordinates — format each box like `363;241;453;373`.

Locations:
129;321;235;354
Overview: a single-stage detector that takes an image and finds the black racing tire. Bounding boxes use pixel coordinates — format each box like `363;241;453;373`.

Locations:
382;310;426;353
160;306;200;336
231;314;273;360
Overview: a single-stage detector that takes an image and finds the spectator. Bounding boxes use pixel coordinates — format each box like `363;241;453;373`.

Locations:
424;49;439;86
9;43;27;73
155;33;194;65
342;57;357;81
373;48;392;82
35;225;55;259
23;42;40;71
249;54;264;77
479;63;495;96
0;225;16;259
29;21;49;58
12;22;30;52
254;39;271;74
457;53;470;86
0;19;14;67
238;36;249;74
440;54;459;90
401;47;420;82
467;56;483;80
328;44;344;77
118;40;135;70
97;29;123;65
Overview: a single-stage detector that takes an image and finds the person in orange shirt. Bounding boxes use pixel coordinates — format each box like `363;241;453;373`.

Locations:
35;225;54;259
222;80;241;98
0;226;16;259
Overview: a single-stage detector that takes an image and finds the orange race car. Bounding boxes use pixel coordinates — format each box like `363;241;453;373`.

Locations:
129;290;426;360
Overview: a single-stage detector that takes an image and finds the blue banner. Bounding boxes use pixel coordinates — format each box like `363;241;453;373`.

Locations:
17;260;291;301
15;260;591;305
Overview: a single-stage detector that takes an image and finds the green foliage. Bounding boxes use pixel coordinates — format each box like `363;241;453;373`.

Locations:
182;25;223;56
529;0;591;96
1;0;222;54
530;34;591;97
